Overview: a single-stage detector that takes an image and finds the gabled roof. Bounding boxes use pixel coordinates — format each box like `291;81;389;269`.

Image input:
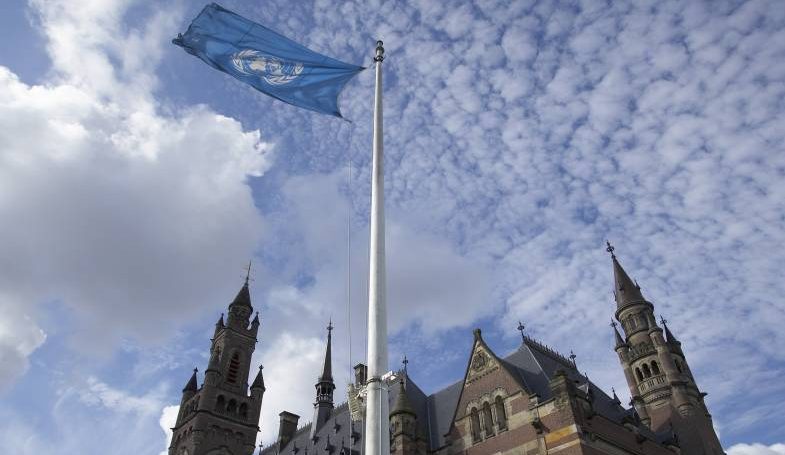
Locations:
262;334;646;454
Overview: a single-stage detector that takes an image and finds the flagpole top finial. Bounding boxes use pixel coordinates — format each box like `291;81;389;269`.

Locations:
374;40;384;62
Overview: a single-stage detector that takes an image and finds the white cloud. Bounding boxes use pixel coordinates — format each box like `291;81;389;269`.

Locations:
0;297;46;391
257;332;325;443
0;0;273;376
728;443;785;455
159;405;180;455
77;376;163;415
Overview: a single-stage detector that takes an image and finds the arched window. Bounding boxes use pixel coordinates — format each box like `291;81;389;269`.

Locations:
635;367;643;381
642;364;652;378
216;395;225;412
227;399;237;414
482;402;494;437
470;408;481;442
651;361;660;375
495;396;507;431
239;403;248;419
227;352;241;384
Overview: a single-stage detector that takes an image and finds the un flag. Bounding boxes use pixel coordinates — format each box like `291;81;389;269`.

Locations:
174;3;364;118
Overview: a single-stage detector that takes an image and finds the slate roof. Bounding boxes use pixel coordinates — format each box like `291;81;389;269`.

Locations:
262;337;653;455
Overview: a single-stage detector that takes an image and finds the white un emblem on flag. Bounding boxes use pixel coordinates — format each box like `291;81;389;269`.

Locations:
231;49;304;85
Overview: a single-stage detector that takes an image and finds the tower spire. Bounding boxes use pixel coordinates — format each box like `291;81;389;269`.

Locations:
183;368;198;393
660;316;680;344
312;320;336;437
320;319;334;382
607;241;647;311
611;320;626;349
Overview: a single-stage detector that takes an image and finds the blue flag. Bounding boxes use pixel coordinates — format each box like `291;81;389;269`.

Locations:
173;3;364;118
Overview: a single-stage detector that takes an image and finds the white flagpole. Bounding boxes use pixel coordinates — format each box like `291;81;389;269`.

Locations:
364;40;389;455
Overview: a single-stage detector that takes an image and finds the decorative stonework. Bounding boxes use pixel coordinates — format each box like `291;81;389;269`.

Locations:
471;351;488;372
465;347;498;384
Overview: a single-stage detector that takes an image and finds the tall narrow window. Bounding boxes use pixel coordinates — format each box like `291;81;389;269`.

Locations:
239;403;248;419
642;363;652;378
651;361;660;375
483;402;494;437
227;352;241;384
227;399;237;414
495;396;507;431
470;408;481;442
635;367;643;381
216;395;225;412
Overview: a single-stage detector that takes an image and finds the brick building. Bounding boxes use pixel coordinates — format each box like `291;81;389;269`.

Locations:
170;248;725;455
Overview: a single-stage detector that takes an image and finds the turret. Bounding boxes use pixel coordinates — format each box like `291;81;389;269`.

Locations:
310;321;335;438
390;378;418;455
251;365;266;397
606;241;725;454
182;368;198;402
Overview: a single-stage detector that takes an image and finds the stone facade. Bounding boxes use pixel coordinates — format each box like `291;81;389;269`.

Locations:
176;250;726;455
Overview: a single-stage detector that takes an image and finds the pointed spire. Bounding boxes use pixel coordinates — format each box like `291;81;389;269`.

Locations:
390;379;415;417
216;313;225;327
612;387;621;405
611;320;626;349
660;316;680;344
183;368;198;392
252;312;260;326
517;320;525;342
230;280;253;310
251;365;266;391
319;319;334;382
607;241;647;309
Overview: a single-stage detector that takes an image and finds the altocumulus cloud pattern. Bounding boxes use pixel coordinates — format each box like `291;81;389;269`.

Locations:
0;0;783;453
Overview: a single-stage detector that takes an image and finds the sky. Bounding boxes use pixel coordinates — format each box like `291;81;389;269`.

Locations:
0;0;784;453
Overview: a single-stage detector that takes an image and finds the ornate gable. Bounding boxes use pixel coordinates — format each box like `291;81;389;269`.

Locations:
465;344;500;385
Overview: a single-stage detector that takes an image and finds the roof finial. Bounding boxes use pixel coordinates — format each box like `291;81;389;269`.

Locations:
244;260;252;286
610;319;618;329
327;317;334;333
402;355;409;375
517;320;526;341
660;315;668;326
569;350;577;365
606;240;616;258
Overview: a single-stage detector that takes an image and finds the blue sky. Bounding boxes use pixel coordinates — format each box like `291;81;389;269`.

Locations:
0;0;784;454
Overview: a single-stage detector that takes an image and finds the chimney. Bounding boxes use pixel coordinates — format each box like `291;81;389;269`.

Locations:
353;363;367;385
277;411;300;449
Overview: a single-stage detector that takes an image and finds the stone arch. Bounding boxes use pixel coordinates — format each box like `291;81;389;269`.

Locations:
470;407;481;442
495;395;507;430
227;399;237;414
482;401;494;437
651;360;661;375
216;395;225;412
635;367;643;381
642;363;652;378
239;402;248;419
